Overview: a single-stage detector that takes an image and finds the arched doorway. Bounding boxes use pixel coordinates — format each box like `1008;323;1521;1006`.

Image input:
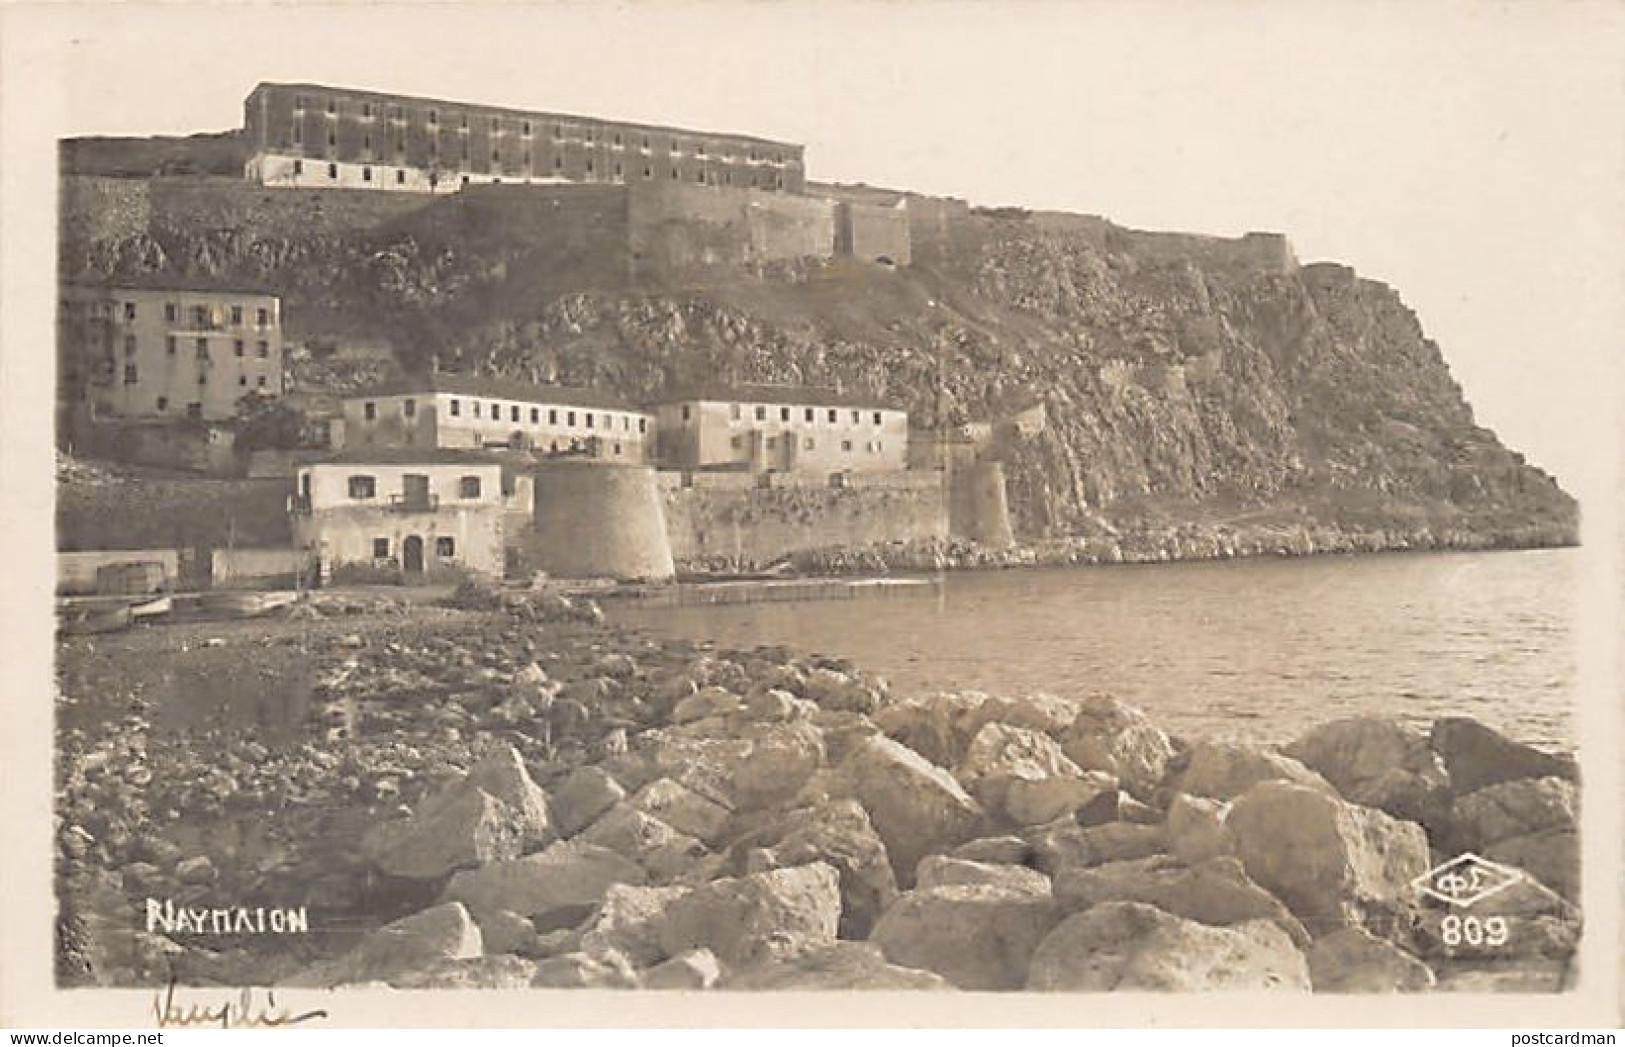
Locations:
402;535;425;575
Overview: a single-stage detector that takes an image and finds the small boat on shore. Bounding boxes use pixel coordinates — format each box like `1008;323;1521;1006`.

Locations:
197;591;300;619
58;603;133;635
128;594;173;620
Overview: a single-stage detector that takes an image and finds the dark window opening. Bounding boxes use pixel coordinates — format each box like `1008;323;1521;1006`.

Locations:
780;407;791;422
436;536;456;557
372;537;389;557
404;398;416;418
363;402;376;421
458;476;482;499
350;475;377;499
233;340;245;358
450;398;461;416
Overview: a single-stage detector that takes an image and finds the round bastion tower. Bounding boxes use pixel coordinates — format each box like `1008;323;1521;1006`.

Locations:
526;461;676;582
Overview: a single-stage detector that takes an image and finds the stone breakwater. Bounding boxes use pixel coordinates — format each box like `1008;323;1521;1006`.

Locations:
55;609;1580;991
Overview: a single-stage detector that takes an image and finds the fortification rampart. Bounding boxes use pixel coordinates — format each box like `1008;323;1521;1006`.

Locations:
662;471;947;566
626;182;836;269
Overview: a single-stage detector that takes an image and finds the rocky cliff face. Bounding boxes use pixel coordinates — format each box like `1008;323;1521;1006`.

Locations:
58;173;1577;555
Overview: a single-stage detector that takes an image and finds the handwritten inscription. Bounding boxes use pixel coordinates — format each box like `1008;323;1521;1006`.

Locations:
153;979;328;1029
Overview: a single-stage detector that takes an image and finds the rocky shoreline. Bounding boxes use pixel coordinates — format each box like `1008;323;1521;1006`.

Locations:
55;603;1580;992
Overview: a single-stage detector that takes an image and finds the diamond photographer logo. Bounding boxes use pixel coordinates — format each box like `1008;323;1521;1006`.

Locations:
1412;852;1524;908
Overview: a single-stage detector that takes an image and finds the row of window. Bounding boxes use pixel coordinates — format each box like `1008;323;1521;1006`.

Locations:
123;365;270;390
731;434;886;454
370;535;456;559
346;474;484;500
361;397;649;434
286;98;790;163
679;404;891;427
64;300;275;329
136;335;273;358
288;157;785;190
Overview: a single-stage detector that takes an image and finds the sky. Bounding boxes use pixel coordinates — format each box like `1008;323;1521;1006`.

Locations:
16;0;1625;496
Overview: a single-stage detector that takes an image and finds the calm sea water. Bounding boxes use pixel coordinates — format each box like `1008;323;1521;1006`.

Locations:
616;548;1577;748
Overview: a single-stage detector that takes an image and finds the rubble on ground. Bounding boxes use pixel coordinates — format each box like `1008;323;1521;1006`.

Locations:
54;610;1581;992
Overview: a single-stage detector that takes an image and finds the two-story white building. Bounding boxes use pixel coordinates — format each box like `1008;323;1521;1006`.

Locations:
289;450;509;581
653;384;908;475
338;373;654;463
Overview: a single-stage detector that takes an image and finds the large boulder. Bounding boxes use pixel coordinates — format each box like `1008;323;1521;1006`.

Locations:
1006;772;1120;828
741;799;898;939
1025;819;1166;876
1165;793;1236;865
952;723;1089;820
798;667;883;715
1227;781;1430;936
361;745;554;880
1448;777;1577;850
951;836;1033;865
654;863;842;968
1446;777;1579;900
551;766;627;839
442;840;647;922
1483;832;1581;903
842;735;985;888
726;942;954;990
290;902;482;987
1284;717;1450;825
964;692;1081;740
530;950;639;989
916;856;1052;896
871;691;989;768
362;786;525;881
574;803;707;883
579;884;694;968
1061;694;1178;802
643;948;723;990
1026;902;1309;991
460;744;553;848
1307;927;1436;992
628;777;732;845
730;721;827;811
869;884;1058;991
1054;855;1309;947
1430;717;1578;795
1167;740;1334;801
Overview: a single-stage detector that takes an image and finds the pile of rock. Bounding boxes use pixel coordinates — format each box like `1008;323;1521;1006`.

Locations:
278;649;1579;992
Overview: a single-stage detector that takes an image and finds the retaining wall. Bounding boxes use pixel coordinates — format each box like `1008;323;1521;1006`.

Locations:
663;472;948;566
57;549;180;595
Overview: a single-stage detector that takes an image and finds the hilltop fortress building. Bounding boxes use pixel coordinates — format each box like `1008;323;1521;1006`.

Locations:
243;82;806;195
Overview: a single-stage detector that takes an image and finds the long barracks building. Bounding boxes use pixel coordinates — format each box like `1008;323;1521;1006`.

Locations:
243;82;807;195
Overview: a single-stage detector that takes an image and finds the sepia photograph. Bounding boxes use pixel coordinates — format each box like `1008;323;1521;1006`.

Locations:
2;0;1622;1030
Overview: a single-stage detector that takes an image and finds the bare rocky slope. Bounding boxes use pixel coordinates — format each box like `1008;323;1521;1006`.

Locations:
58;168;1577;555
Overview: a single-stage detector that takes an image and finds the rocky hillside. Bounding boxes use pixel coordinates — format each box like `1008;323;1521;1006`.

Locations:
58;171;1578;554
